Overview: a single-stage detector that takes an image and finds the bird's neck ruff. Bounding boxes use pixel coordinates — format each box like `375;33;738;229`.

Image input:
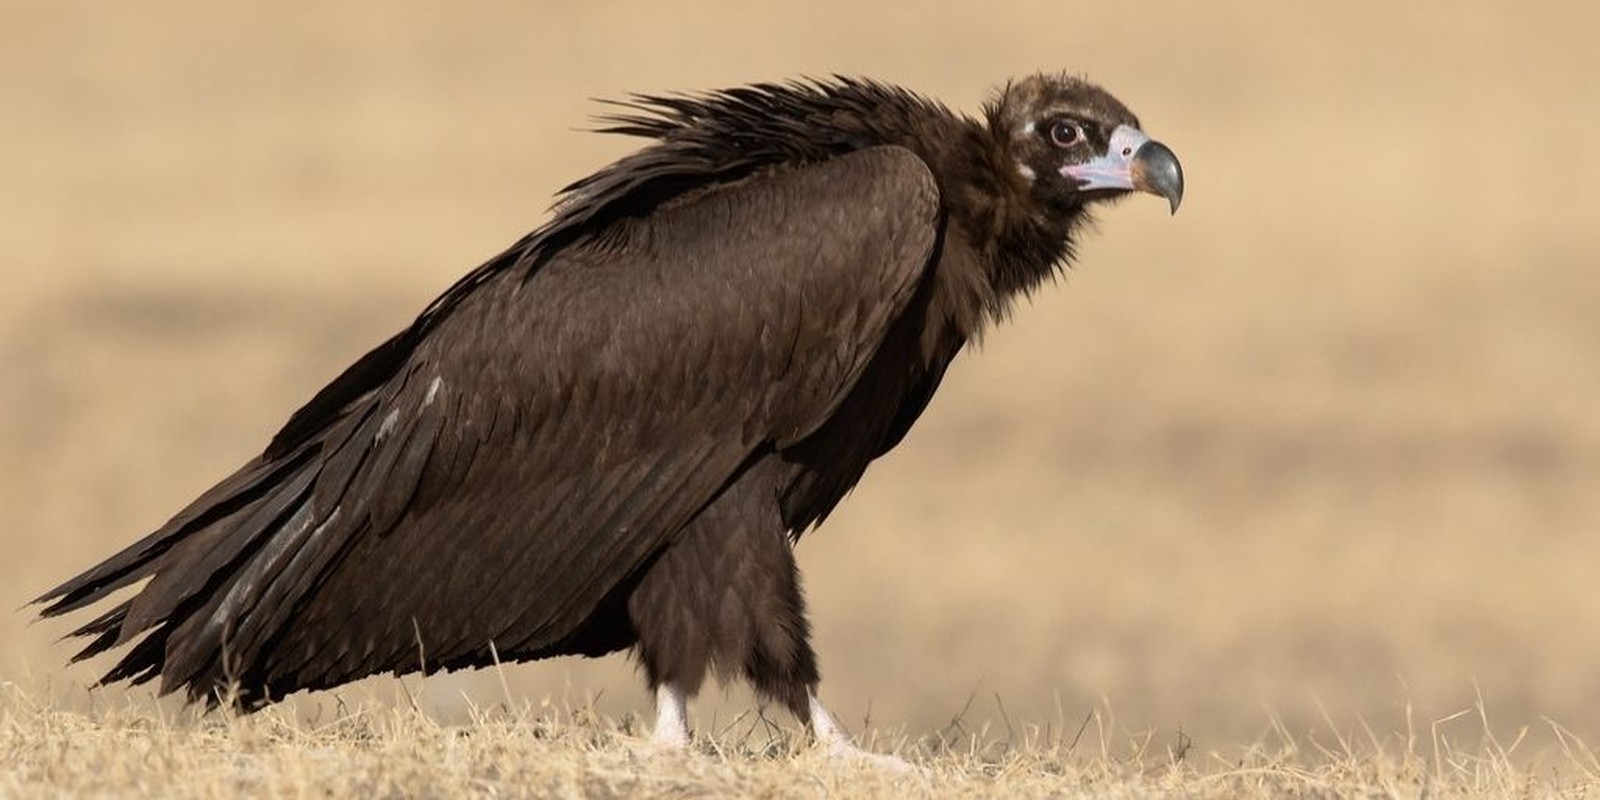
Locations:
517;78;1084;319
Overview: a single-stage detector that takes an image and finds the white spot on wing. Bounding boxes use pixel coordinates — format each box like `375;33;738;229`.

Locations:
377;409;400;441
311;506;341;538
424;376;443;407
206;501;328;637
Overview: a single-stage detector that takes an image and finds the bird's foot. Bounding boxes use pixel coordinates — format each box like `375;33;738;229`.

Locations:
807;690;925;775
629;682;695;760
820;737;923;775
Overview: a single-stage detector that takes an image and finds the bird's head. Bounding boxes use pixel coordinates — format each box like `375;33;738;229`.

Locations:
988;73;1183;215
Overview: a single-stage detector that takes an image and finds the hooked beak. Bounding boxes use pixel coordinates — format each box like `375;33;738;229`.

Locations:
1060;125;1184;214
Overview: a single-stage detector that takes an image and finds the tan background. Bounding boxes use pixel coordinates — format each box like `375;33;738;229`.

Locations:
3;1;1597;751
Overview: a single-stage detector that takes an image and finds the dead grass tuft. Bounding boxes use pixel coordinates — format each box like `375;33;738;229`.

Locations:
3;683;1597;799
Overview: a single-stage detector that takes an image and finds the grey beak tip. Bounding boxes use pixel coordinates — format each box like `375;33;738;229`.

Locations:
1133;139;1184;216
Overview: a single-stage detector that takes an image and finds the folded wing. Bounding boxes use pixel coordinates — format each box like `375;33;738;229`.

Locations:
34;145;943;704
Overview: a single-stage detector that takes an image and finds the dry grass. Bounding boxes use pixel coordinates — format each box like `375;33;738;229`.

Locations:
6;683;1598;799
4;0;1598;796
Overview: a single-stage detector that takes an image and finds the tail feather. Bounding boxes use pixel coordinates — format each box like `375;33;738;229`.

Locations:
66;602;128;663
34;347;432;708
120;457;320;643
32;446;317;618
32;442;328;706
162;493;323;700
101;627;169;687
67;601;128;641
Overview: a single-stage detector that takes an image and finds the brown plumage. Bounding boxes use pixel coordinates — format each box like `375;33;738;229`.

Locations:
34;73;1181;747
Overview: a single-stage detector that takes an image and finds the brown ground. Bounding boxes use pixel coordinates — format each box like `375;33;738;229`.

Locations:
3;1;1598;794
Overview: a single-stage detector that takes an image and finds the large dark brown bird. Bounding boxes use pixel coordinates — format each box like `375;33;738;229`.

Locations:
35;73;1181;760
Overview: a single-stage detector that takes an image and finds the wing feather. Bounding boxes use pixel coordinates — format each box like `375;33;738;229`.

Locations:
39;145;944;702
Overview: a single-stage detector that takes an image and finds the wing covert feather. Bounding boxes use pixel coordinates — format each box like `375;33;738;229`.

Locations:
204;146;944;690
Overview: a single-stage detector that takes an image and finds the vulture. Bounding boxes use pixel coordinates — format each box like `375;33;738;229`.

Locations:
34;73;1182;760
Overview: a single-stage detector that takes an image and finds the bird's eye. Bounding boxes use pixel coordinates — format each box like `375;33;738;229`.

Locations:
1048;120;1084;148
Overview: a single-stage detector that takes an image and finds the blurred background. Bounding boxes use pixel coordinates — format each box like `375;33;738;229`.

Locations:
4;1;1597;751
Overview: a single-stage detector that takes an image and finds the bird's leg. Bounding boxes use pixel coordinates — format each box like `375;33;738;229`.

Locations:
649;682;692;750
804;688;918;774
